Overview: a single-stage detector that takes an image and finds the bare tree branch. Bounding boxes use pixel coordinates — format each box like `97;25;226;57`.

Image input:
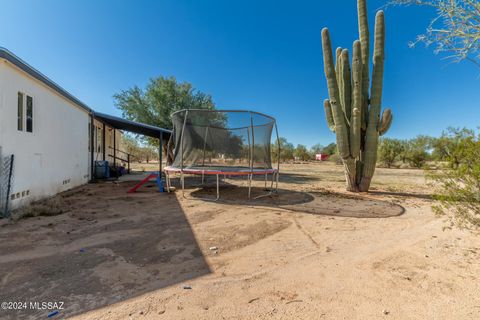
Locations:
388;0;480;68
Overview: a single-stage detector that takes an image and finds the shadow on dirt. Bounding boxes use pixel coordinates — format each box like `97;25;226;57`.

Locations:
277;172;323;184
0;182;211;320
188;183;405;218
368;190;432;200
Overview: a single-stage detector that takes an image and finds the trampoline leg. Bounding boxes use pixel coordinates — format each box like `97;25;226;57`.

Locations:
202;172;205;185
181;172;186;199
253;172;277;200
275;172;279;191
166;172;170;192
216;174;220;201
248;174;252;199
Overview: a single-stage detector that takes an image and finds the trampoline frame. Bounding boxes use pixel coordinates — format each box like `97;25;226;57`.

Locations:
165;109;281;201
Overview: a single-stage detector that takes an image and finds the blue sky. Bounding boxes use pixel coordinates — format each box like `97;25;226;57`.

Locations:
1;0;479;147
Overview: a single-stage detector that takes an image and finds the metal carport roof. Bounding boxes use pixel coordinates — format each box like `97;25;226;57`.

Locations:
93;112;171;139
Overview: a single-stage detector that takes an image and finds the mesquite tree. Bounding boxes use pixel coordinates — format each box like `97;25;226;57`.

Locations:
321;0;393;192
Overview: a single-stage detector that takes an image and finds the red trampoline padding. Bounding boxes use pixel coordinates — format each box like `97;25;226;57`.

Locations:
164;166;278;176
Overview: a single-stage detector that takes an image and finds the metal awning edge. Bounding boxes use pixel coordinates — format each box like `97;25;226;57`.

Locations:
93;112;171;139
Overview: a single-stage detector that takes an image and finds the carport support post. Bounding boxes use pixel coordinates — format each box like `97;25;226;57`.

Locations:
159;132;163;179
113;129;116;168
102;123;106;161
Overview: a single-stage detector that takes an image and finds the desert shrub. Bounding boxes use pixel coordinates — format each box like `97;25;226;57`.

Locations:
427;128;480;227
271;137;295;162
407;149;428;168
430;127;474;166
294;144;311;161
403;136;431;168
378;138;404;168
398;162;411;169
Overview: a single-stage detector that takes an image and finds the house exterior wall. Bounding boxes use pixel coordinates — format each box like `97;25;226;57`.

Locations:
91;120;122;166
0;59;91;209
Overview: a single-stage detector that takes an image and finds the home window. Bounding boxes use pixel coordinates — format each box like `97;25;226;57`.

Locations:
17;92;24;131
26;95;33;132
17;92;33;133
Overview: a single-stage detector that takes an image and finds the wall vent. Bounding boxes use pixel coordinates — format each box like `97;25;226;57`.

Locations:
10;190;30;200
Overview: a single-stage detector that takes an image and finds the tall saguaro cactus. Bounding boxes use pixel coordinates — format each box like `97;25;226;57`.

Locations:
322;0;393;192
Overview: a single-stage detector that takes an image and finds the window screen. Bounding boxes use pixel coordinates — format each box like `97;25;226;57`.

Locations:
26;95;33;132
17;92;24;131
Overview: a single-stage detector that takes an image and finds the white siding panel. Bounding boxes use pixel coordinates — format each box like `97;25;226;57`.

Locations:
0;60;90;209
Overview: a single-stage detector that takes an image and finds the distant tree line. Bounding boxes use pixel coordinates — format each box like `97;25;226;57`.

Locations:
272;128;478;171
377;136;431;169
271;132;453;167
271;138;337;162
273;128;479;227
377;128;476;169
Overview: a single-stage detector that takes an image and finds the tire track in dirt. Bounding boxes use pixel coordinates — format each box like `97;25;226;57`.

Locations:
292;216;321;249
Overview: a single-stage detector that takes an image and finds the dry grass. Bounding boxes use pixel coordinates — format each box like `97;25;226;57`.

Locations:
13;197;66;220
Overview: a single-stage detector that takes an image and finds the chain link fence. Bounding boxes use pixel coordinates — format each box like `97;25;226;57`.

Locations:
0;150;15;219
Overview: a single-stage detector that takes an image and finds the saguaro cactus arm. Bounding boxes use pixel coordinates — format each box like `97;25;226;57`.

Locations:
378;108;393;135
358;0;370;130
350;40;363;159
335;48;342;79
370;11;385;116
324;99;336;132
350;108;361;158
341;49;352;122
360;10;386;191
358;0;370;67
322;28;351;159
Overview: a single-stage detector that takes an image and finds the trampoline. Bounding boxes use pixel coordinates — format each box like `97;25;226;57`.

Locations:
164;109;280;200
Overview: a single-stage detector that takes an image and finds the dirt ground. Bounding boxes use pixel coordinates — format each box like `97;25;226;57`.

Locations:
1;162;479;319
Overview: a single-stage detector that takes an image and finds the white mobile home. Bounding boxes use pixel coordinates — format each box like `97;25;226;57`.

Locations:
0;48;170;213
